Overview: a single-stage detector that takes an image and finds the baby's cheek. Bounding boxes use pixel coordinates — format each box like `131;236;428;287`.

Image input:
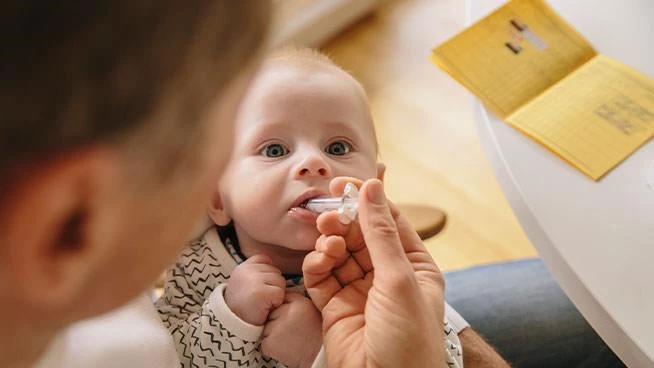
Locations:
288;226;322;251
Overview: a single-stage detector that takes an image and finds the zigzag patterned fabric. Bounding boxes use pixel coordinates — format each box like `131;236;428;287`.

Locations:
155;232;285;367
155;227;463;368
444;320;463;367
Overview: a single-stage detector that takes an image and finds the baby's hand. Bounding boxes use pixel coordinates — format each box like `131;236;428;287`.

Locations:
261;292;323;368
224;254;286;326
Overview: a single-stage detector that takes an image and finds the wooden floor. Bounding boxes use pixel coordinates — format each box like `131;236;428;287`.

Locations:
321;0;538;272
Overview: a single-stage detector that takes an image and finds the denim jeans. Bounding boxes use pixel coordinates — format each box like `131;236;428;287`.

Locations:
444;258;626;368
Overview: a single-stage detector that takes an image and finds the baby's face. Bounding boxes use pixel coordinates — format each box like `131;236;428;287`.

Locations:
218;63;378;251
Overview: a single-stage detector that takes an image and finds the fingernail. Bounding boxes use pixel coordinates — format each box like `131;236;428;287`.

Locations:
367;179;386;204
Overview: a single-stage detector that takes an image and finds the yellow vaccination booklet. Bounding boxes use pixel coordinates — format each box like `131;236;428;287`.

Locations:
431;0;654;180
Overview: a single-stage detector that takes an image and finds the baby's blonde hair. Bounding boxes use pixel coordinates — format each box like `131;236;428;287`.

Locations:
266;46;370;94
263;46;379;154
266;46;334;66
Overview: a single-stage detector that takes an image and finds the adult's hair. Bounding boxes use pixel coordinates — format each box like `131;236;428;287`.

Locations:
0;1;270;177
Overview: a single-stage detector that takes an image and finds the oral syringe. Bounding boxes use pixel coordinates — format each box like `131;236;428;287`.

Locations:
301;182;359;224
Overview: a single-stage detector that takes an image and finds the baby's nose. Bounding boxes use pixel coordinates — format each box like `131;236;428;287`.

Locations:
294;154;332;178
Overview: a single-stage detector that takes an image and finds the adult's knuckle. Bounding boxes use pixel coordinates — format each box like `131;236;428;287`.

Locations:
386;268;417;292
365;213;398;238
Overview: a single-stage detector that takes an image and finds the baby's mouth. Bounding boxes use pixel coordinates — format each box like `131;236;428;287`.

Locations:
290;189;329;211
293;197;319;212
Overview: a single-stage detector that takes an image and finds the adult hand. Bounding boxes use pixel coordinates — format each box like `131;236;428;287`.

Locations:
303;178;446;368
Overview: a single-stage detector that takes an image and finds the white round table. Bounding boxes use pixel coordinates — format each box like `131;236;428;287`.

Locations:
467;1;654;366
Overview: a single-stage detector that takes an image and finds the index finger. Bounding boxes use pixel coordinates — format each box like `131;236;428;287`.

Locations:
329;177;363;197
316;211;373;273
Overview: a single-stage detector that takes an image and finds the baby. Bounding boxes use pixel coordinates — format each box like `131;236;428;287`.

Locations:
155;48;463;368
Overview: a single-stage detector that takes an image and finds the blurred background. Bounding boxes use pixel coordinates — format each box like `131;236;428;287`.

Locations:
272;0;537;272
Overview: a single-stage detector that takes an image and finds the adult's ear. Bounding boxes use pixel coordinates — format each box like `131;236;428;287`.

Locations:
208;189;232;226
0;147;120;313
376;162;386;182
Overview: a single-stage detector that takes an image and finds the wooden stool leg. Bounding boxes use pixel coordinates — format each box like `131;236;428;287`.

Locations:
397;204;447;240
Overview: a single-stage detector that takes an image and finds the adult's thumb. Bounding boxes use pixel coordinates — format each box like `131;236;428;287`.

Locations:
358;179;411;273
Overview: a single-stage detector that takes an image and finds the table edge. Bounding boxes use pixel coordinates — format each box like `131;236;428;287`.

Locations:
472;99;652;367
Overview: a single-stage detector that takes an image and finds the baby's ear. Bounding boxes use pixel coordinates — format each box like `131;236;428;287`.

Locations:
376;162;386;182
208;190;232;226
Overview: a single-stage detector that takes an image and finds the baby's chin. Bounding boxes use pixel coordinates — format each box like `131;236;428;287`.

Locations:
283;239;320;253
284;228;322;252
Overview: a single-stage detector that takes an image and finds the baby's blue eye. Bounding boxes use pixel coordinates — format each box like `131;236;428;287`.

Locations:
261;143;289;158
326;141;351;156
